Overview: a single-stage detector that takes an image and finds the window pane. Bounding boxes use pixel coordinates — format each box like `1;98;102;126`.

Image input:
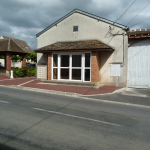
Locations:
85;69;90;81
53;68;57;79
85;53;90;67
73;26;78;32
61;69;69;79
61;55;69;67
72;55;81;67
53;54;58;67
72;69;81;80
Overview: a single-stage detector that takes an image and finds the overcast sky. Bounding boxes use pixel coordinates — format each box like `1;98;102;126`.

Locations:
0;0;150;49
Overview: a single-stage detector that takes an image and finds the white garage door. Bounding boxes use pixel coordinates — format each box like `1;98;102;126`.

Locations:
128;39;150;88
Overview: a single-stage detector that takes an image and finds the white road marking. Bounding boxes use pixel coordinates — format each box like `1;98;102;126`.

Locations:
18;79;35;86
34;108;121;127
0;100;9;103
122;93;147;97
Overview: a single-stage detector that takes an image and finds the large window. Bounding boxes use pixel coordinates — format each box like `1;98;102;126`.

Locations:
52;53;91;82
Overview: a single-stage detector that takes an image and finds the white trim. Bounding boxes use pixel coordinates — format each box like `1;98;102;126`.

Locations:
52;52;91;82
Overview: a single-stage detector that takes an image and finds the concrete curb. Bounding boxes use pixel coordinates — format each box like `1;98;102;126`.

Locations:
0;85;125;97
0;85;150;109
0;85;82;97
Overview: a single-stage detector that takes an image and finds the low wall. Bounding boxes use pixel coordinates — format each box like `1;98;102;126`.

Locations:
0;59;22;68
11;61;22;68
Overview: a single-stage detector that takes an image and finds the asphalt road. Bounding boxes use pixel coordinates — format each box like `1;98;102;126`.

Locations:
0;86;150;150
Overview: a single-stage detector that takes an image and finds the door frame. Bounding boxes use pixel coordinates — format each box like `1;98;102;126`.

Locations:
52;52;91;82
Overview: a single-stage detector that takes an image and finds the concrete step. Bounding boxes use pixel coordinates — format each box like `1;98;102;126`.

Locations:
43;80;104;89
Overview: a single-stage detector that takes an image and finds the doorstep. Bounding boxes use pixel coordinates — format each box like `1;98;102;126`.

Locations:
43;80;104;89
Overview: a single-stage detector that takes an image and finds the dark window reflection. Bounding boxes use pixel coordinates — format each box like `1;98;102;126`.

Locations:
72;55;81;67
61;69;69;79
85;53;90;67
61;55;69;67
72;69;81;80
85;69;90;81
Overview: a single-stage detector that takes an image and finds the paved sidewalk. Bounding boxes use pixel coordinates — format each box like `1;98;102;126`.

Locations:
0;75;122;95
1;75;150;107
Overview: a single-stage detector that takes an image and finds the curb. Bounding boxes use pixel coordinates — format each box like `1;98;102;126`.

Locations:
0;85;150;109
0;85;82;97
0;85;125;97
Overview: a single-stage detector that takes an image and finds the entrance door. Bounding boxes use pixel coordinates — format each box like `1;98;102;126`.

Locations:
60;55;70;80
59;54;82;81
71;54;82;81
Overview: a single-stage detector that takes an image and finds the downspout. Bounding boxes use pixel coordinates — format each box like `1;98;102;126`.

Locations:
123;33;125;66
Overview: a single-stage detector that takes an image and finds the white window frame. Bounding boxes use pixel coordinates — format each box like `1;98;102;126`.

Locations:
52;52;91;82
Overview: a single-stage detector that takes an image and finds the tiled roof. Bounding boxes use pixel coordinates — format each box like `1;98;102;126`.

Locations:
35;40;114;52
2;36;33;53
36;9;128;37
0;38;32;53
0;40;8;52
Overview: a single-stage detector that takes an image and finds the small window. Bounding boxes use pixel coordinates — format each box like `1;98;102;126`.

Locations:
73;26;78;32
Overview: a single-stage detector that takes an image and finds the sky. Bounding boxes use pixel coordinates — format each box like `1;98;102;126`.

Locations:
0;0;150;49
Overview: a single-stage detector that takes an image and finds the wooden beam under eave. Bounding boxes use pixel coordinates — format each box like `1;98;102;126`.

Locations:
128;35;150;39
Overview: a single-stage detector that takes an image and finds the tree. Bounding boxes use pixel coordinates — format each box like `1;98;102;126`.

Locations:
11;55;22;62
26;51;37;62
0;55;4;59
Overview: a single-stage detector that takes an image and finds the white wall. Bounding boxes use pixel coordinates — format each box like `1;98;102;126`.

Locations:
11;61;22;68
0;59;22;68
0;59;5;67
37;12;128;86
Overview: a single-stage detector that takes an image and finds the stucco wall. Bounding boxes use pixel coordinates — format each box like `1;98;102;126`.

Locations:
37;12;128;86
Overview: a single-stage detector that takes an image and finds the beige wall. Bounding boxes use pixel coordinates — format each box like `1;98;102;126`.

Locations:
37;12;128;87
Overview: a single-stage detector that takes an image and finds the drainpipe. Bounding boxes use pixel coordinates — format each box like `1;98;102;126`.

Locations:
123;33;125;66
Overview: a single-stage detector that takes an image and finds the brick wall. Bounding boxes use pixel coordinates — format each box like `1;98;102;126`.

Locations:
91;51;99;83
5;52;11;70
47;52;52;80
22;54;26;67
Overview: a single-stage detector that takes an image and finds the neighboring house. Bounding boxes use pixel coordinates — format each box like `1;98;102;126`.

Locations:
127;29;150;88
35;9;129;87
0;36;33;71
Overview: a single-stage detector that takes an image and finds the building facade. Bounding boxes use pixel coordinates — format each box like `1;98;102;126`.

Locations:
36;9;128;87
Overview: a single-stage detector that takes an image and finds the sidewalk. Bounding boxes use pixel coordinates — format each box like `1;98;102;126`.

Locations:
0;75;122;95
0;75;150;107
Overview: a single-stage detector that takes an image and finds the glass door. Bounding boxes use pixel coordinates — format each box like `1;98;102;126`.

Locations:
60;55;70;80
71;54;82;81
52;53;91;82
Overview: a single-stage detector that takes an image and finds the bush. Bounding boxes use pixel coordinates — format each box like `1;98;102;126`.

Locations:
11;66;36;78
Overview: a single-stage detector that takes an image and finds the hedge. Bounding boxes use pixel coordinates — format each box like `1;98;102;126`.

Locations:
11;66;36;78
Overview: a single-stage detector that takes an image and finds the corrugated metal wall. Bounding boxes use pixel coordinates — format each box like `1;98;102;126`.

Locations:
128;39;150;88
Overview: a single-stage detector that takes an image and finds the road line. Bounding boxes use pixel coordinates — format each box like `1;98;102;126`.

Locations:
0;100;9;103
18;79;35;86
33;108;121;127
122;93;147;97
